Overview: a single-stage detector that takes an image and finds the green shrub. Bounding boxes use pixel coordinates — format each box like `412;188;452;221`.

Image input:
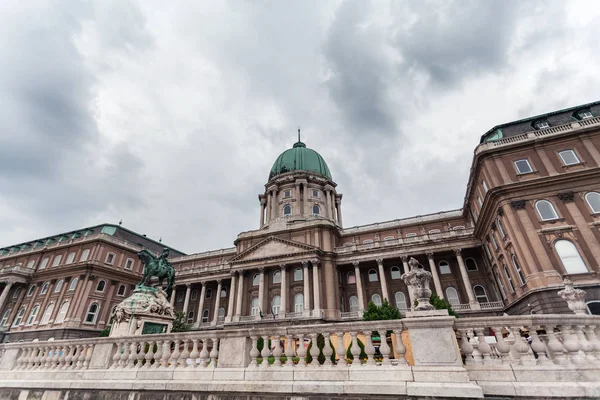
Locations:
362;299;402;321
305;334;336;364
171;311;191;332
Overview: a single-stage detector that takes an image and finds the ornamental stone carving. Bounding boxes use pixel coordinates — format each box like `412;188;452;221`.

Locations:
401;257;434;311
498;207;504;216
113;286;174;324
511;200;526;210
557;278;588;315
557;191;575;203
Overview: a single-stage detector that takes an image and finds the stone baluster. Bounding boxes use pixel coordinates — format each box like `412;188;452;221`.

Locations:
144;340;155;369
169;340;181;369
529;329;550;364
59;345;69;369
62;345;72;369
511;326;534;365
474;328;492;363
394;329;407;366
459;329;475;365
160;340;171;368
584;325;600;359
309;333;319;367
119;341;130;368
297;334;307;367
335;332;346;367
32;347;42;370
468;330;483;364
379;330;391;366
322;332;333;367
51;346;60;369
135;341;145;368
180;339;190;368
111;344;121;369
544;325;567;365
210;337;219;368
189;339;199;368
272;335;282;367
18;348;29;370
74;345;84;369
38;346;48;370
560;325;583;365
47;346;57;369
284;335;295;367
200;338;209;368
350;332;361;366
492;326;511;363
260;335;270;369
83;344;93;369
574;325;595;362
364;332;376;366
249;336;259;367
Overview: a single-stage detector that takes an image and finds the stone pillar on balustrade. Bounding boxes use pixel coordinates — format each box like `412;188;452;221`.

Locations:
454;249;480;310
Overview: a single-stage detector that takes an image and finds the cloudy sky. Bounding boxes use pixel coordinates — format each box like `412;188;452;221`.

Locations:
1;0;600;253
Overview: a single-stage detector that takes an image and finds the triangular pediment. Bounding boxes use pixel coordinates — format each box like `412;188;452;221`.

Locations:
230;236;318;264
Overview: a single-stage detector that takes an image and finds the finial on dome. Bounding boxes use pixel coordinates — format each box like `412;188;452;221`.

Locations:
293;127;306;148
298;127;301;143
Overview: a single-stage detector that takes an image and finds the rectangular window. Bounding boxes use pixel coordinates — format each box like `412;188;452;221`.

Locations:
105;253;115;265
284;190;291;198
558;150;580;166
482;180;488;193
491;234;499;251
26;260;36;269
52;255;62;267
579;111;593;119
312;190;319;197
477;197;483;208
514;159;533;174
80;249;90;262
124;258;134;270
405;233;417;238
503;265;515;293
535;120;549;129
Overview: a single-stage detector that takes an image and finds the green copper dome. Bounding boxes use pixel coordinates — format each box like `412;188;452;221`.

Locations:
269;140;332;181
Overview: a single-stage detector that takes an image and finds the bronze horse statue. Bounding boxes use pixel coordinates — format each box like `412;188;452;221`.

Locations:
137;248;175;295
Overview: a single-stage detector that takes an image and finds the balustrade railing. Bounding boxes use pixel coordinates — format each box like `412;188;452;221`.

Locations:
12;341;94;371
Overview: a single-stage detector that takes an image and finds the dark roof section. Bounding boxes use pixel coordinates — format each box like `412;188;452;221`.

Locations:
0;223;186;256
480;100;600;144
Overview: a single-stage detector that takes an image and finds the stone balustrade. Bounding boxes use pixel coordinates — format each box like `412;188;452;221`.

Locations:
0;315;599;398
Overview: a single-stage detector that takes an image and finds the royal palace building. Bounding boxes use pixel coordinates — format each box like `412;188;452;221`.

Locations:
1;101;600;343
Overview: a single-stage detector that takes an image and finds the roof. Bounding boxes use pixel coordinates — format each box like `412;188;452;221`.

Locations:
269;139;332;181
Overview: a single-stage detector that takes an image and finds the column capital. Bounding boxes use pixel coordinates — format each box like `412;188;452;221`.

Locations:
453;248;462;256
301;261;309;268
200;280;207;286
237;270;245;277
258;267;265;273
352;261;360;268
185;282;191;288
230;270;237;277
216;279;222;284
401;256;409;262
279;264;287;270
426;252;434;260
310;259;320;266
375;258;383;266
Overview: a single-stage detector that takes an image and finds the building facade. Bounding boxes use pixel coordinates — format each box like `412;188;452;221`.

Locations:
1;102;600;342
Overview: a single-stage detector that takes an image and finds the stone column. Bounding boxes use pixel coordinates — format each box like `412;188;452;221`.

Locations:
170;286;177;307
266;192;272;222
295;183;301;216
312;260;321;315
258;268;265;318
336;199;343;227
325;190;332;219
455;249;479;310
259;198;266;227
226;272;236;323
234;272;244;321
195;282;206;327
426;253;444;299
0;280;14;314
279;265;287;317
182;283;192;314
302;183;308;215
401;256;416;309
302;261;310;316
353;262;365;312
212;280;222;326
376;258;389;301
270;189;278;220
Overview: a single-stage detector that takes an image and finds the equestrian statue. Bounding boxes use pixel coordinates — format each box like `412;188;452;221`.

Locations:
136;247;176;295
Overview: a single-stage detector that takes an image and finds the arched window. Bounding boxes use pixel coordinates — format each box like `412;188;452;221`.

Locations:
202;309;210;323
85;303;100;324
176;291;184;303
54;280;64;293
312;205;320;216
283;204;292;216
445;287;460;306
27;285;35;296
511;255;526;285
503;264;515;293
95;280;106;292
79;249;90;262
250;297;259;316
349;296;359;312
66;252;76;264
272;295;281;315
40;303;55;325
38;257;49;270
273;270;281;284
439;261;451;274
12;287;21;299
371;294;382;306
117;285;126;297
465;258;478;271
555;240;589;274
26;304;40;325
206;288;212;299
294;268;303;281
587;301;600;315
38;282;49;295
494;269;506;299
535;200;558;221
0;309;11;326
294;294;304;313
13;306;26;326
187;311;194;324
55;301;69;323
218;307;225;318
252;274;260;286
368;269;378;282
390;266;401;280
347;272;356;284
585;192;600;213
473;285;489;304
191;290;198;300
497;218;506;238
395;292;406;309
220;287;227;298
68;278;78;291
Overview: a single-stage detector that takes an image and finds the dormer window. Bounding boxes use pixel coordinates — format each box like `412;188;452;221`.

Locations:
575;109;593;120
533;120;549;130
284;190;291;198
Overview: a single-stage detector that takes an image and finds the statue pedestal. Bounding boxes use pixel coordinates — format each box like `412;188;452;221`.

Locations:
109;286;175;337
